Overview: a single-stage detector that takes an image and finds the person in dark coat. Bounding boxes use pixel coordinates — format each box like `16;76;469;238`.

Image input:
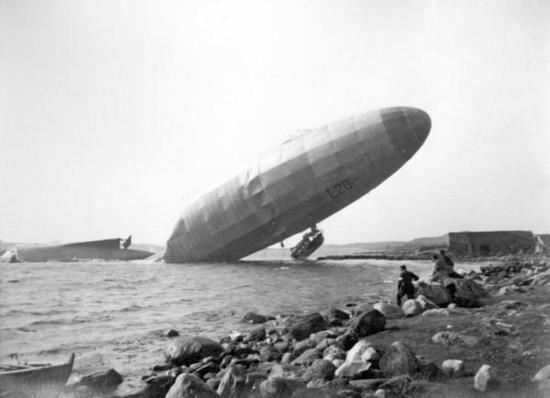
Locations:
397;265;419;306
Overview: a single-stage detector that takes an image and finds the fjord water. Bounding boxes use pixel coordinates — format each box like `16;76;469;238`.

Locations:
0;256;437;389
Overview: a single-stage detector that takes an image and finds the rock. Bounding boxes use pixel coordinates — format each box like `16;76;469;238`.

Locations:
532;364;550;382
217;365;247;398
345;340;373;363
334;361;372;379
415;295;438;310
302;359;336;382
353;303;374;316
416;362;441;381
289;313;328;341
532;270;550;286
329;308;350;321
422;309;450;317
193;362;220;379
432;332;479;347
335;332;358;351
259;377;306;398
379;341;419;377
166;373;220;398
291;348;321;366
455;278;488;300
293;339;316;356
441;359;465;377
281;353;292;365
260;346;282;362
323;346;346;362
165;336;224;366
133;375;176;398
77;368;123;392
165;329;180;338
242;312;268;324
474;364;498;391
348;310;385;338
248;326;266;342
374;389;386;398
332;359;345;369
309;330;336;344
415;283;450;306
373;302;404;319
401;299;423;317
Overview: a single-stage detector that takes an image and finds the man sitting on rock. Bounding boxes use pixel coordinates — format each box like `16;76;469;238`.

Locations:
397;265;419;306
432;254;460;303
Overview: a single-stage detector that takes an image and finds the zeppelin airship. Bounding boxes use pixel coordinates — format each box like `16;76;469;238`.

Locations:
164;107;431;263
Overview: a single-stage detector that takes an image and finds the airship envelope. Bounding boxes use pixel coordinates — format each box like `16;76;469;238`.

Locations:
164;107;431;263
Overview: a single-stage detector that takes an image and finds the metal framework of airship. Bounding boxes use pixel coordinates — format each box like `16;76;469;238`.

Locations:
164;106;431;263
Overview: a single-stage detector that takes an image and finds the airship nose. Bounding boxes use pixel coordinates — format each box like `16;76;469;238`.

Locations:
405;107;431;144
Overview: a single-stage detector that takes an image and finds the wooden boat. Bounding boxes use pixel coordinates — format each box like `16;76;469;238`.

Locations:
0;353;75;398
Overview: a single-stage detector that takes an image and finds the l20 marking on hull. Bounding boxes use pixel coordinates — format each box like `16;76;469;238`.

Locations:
326;179;353;199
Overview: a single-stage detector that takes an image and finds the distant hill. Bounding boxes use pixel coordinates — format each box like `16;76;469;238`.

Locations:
321;235;448;253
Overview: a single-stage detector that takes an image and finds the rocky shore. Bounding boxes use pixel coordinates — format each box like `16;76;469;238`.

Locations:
64;256;550;398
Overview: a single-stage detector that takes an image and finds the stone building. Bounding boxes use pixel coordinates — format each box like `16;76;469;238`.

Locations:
448;231;536;257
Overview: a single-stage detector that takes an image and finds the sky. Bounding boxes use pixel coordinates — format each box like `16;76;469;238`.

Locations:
1;0;549;246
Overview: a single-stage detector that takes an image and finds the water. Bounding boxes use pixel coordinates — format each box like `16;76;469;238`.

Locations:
0;256;449;392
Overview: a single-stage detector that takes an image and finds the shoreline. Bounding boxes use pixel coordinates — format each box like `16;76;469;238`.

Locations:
55;254;550;398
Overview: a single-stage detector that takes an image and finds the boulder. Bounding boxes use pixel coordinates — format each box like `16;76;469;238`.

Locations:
291;348;321;366
345;340;374;363
323;346;346;362
379;341;419;377
77;369;123;392
441;359;465;377
165;373;220;398
242;312;268;324
455;278;488;300
132;375;176;398
335;332;358;351
415;283;450;306
217;365;247;398
532;364;550;382
348;310;385;338
415;295;438;311
432;332;479;347
260;345;282;362
401;299;423;317
334;361;372;379
259;377;306;398
289;313;328;341
165;336;224;366
474;364;498;391
248;326;266;342
293;339;316;356
329;308;350;321
165;329;180;338
302;359;336;382
373;302;404;319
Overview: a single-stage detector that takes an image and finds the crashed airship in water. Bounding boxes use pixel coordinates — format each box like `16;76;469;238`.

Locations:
164;107;431;263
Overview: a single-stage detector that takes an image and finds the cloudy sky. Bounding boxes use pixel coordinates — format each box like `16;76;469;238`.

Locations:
1;0;549;246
